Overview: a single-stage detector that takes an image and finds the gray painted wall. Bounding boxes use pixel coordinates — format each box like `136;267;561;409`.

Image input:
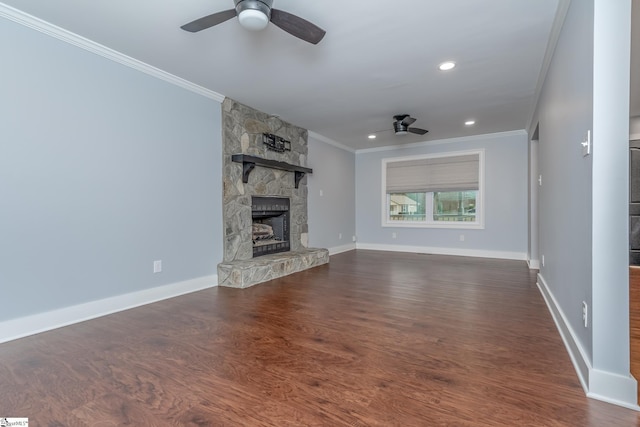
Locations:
307;137;356;251
529;0;595;358
0;18;223;322
529;0;633;389
354;132;528;256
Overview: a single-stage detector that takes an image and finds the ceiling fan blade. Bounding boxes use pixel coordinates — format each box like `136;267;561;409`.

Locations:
402;116;417;126
181;9;237;32
408;127;429;135
270;9;326;44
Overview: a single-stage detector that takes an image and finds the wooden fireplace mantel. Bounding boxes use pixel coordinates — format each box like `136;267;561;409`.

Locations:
231;154;313;189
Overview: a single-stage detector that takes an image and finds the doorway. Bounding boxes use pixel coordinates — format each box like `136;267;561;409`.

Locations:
528;124;540;269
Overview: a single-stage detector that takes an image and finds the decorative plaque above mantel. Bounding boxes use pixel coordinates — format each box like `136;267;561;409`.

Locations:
262;133;291;153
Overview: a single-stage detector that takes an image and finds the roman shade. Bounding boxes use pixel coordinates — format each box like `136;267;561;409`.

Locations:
386;154;479;193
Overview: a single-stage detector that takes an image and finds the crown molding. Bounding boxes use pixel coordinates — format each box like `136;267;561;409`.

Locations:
0;3;225;102
308;131;356;153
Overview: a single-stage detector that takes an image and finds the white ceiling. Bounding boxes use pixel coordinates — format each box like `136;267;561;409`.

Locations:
2;0;566;150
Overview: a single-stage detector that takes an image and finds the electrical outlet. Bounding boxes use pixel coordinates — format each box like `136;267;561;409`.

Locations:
542;255;545;267
352;235;357;242
582;301;588;327
339;233;342;240
392;232;397;239
459;234;465;242
319;189;324;196
153;260;162;273
538;174;542;186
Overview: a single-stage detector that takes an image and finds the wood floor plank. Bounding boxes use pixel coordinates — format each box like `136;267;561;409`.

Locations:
1;250;639;426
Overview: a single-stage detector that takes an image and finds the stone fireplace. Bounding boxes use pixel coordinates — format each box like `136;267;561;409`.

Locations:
217;98;329;288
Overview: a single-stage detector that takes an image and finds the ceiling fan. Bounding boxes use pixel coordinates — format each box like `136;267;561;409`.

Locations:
181;0;326;45
393;115;429;135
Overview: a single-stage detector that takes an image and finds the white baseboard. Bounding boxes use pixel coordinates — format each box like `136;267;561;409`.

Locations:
537;274;639;411
588;369;640;411
528;259;540;269
536;274;590;392
0;275;218;344
355;243;527;261
329;243;357;255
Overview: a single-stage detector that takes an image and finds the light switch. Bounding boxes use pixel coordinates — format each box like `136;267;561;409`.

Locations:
581;130;591;157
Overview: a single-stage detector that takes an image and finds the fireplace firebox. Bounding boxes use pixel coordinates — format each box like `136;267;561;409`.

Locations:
252;196;290;257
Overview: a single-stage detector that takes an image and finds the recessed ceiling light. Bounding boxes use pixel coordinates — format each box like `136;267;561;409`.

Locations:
368;134;377;139
439;61;456;71
465;120;476;126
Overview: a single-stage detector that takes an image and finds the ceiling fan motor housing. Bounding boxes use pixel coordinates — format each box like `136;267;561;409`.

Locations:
235;0;273;22
393;121;409;135
393;115;411;135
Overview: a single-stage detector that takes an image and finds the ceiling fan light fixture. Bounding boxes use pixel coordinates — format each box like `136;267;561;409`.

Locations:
238;9;269;31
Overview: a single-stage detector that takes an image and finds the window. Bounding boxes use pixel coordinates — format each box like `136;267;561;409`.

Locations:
382;150;484;228
389;192;426;221
433;191;477;222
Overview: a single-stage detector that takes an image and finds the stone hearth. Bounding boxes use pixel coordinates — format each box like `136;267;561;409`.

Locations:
218;249;329;288
218;98;328;288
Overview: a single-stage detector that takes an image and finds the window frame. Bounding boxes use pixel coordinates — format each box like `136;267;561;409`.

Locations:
381;149;485;229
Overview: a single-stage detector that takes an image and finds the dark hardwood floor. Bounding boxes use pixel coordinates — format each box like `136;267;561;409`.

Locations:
2;250;639;426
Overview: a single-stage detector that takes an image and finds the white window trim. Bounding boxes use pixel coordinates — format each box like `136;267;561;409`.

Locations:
381;149;485;229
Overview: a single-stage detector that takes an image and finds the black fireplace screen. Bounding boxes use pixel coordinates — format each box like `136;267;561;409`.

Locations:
252;196;290;257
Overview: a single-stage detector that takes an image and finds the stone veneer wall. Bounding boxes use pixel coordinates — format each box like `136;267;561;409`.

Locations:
222;98;310;262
